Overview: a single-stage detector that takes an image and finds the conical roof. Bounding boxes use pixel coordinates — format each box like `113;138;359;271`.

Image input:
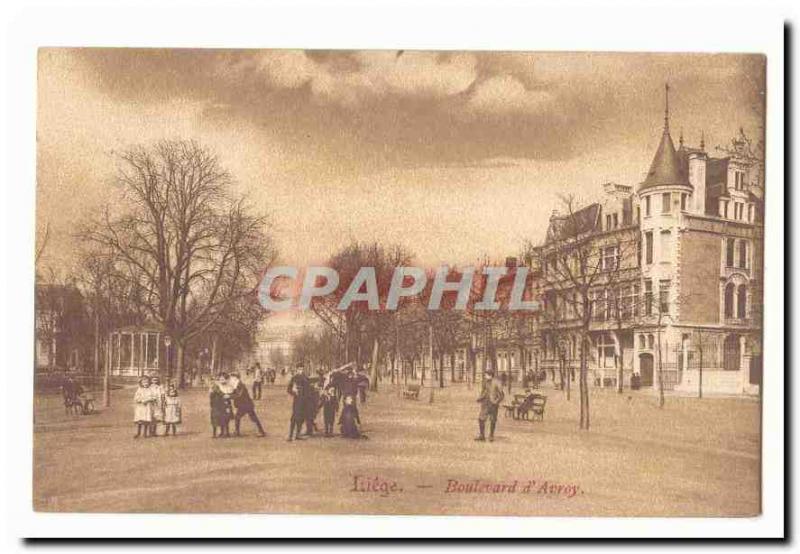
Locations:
639;84;691;192
640;128;688;189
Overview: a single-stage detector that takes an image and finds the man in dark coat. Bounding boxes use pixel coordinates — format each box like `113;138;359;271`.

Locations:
304;378;320;436
286;364;310;441
475;369;505;442
229;373;266;437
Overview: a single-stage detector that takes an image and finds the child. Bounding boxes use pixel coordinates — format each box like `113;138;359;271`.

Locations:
163;383;182;436
133;376;154;438
149;375;165;437
210;374;232;438
339;395;366;439
321;386;338;437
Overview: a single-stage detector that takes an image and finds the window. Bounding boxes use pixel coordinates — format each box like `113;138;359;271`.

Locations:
660;230;671;262
606;214;612;230
644;279;653;316
645;196;651;217
681;193;688;211
636;206;641;223
738;240;748;269
721;200;729;218
613;213;619;228
633;283;640;317
597;334;615;369
661;192;671;214
645;232;653;265
647;334;654;349
724;283;735;318
737;285;747;319
637;239;642;267
748;204;755;222
602;245;619;271
734;171;745;191
639;334;646;349
659;280;670;314
726;238;735;267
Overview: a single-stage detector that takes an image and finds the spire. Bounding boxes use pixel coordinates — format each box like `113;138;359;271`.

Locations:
700;130;705;151
679;128;684;148
638;83;690;191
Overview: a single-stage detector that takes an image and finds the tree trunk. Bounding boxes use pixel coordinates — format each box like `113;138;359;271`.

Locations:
93;308;100;375
103;335;111;407
438;351;445;388
616;334;624;394
657;326;665;408
370;337;379;392
579;332;590;429
175;340;186;388
698;347;704;399
450;352;456;383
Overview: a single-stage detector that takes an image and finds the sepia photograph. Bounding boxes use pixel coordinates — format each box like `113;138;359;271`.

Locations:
29;47;770;520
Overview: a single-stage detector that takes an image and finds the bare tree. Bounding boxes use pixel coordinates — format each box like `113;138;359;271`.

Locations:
526;195;631;430
81;140;276;387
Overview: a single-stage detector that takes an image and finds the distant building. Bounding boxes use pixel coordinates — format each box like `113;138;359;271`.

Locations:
34;283;88;370
529;89;763;395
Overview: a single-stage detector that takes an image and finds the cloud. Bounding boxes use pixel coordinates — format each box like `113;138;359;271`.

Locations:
241;50;478;108
466;75;555;115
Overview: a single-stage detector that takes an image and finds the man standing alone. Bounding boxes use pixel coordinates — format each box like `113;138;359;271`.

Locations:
286;364;310;441
252;363;264;400
475;369;504;442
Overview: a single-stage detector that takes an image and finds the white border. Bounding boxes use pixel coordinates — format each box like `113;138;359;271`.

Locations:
1;0;788;541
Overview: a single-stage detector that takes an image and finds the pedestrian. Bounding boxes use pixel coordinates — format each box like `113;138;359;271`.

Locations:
149;375;165;437
210;374;232;438
286;364;309;441
339;395;366;439
228;372;266;437
303;380;320;436
252;363;264;400
133;376;155;439
321;386;338;437
355;369;369;404
163;382;182;436
475;369;504;442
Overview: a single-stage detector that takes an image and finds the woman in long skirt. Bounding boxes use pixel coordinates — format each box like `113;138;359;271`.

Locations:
209;374;232;438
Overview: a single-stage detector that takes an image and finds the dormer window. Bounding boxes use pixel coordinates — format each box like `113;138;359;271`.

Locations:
734;171;745;191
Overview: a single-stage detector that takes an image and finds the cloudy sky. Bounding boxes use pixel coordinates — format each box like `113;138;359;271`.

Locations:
37;49;765;273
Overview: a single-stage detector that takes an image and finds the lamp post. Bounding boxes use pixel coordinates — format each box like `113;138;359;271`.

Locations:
164;335;172;381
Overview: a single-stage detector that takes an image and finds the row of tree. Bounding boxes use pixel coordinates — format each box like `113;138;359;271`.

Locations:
36;140;276;396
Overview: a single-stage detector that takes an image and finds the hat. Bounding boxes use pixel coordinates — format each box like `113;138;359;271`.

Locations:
230;372;240;379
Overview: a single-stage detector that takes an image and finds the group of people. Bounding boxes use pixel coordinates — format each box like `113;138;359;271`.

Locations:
209;372;266;438
133;375;182;438
286;362;368;441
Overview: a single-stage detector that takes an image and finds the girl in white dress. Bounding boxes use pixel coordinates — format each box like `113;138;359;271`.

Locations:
133;376;154;438
164;383;182;436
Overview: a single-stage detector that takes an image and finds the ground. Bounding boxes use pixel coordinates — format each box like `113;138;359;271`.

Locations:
33;379;760;516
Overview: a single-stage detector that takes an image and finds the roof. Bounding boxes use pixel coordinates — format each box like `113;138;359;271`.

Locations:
546;203;600;242
639;127;690;192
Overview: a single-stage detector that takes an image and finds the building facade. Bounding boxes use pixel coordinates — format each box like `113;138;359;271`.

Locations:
528;93;763;396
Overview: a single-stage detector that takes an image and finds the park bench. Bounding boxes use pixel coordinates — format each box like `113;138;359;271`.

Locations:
61;387;95;415
523;394;547;421
402;384;421;400
503;394;528;419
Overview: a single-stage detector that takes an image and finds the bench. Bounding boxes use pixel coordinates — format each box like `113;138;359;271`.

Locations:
402;384;421;400
524;394;547;421
61;387;95;415
503;394;528;419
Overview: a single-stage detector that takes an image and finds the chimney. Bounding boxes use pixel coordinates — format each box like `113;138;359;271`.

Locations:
688;151;707;214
